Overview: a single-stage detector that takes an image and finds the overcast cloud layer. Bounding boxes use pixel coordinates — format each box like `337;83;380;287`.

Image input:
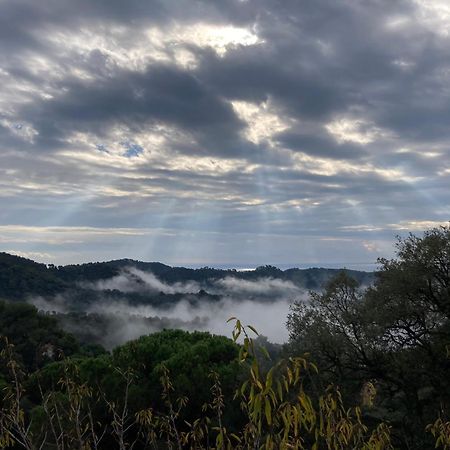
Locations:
0;0;449;266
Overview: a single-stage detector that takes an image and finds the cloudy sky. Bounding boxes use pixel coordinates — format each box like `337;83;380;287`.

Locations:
0;0;449;268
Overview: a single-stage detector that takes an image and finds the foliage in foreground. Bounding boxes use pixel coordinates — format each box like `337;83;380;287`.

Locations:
287;225;450;449
1;320;395;450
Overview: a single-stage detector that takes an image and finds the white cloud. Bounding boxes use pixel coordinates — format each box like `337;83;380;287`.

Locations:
232;100;290;144
215;276;300;296
152;23;264;57
40;23;263;77
325;117;389;145
90;267;201;294
413;0;450;36
0;119;39;143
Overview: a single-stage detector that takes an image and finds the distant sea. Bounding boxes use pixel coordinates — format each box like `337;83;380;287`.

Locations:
181;262;381;272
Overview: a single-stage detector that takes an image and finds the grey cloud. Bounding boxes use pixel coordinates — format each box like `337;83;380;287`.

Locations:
20;64;252;158
274;130;368;160
1;0;449;266
194;0;450;142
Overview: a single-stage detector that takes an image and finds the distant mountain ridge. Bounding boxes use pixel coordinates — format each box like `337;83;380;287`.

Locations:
0;251;374;302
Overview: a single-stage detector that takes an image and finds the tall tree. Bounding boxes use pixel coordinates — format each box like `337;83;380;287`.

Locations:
287;225;450;449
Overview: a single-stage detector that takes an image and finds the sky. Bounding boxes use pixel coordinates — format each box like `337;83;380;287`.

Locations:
0;0;449;268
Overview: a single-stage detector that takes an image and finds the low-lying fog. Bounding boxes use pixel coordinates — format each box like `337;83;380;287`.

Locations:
30;267;310;349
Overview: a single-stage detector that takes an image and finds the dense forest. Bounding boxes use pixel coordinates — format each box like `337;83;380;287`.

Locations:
0;252;373;302
0;254;373;349
0;226;449;449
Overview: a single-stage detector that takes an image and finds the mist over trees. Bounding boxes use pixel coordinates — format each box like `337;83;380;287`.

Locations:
0;254;372;347
0;225;449;448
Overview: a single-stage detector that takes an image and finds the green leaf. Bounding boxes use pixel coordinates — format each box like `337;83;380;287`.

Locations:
265;398;272;425
247;325;259;336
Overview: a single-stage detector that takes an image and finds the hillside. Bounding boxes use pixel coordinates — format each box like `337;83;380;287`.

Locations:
0;252;373;302
0;252;374;348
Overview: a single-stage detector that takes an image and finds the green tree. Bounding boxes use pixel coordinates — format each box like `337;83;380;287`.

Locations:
287;225;450;449
0;301;79;372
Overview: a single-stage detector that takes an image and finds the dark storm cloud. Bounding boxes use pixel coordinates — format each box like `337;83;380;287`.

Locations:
196;47;346;121
192;0;450;142
274;130;368;160
20;64;248;157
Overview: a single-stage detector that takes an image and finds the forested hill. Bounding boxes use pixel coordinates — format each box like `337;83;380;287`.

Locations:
0;252;374;348
0;251;373;302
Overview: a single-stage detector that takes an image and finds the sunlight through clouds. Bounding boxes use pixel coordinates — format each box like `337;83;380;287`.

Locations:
413;0;450;36
325;118;389;145
151;23;263;57
42;23;263;75
232;100;290;144
0;0;448;265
